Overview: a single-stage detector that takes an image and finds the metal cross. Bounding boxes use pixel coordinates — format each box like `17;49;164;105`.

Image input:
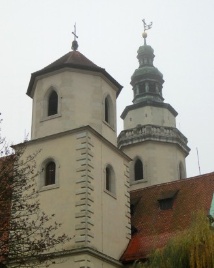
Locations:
72;23;78;41
142;19;153;32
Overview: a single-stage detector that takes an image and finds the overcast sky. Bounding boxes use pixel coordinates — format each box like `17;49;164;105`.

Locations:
0;0;214;178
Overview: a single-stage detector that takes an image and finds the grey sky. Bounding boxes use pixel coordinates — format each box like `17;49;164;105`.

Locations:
1;0;214;177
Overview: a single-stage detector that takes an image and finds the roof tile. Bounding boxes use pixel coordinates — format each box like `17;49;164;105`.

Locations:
121;172;214;263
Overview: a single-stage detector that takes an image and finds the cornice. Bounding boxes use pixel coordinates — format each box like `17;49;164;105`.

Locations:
118;124;190;156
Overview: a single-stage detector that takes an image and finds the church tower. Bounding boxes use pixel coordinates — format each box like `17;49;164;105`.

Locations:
118;21;190;190
21;33;131;267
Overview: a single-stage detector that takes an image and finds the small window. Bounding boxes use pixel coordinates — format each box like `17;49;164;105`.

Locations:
105;165;115;194
105;97;109;123
179;162;185;179
106;167;111;191
104;95;114;128
158;190;178;210
159;198;173;210
48;91;58;116
134;159;143;181
45;161;56;186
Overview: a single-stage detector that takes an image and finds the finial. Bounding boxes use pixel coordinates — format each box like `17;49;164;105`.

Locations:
142;19;153;45
72;23;78;51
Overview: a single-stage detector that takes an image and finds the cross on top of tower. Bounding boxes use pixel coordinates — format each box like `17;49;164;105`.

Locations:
72;23;79;51
142;19;153;45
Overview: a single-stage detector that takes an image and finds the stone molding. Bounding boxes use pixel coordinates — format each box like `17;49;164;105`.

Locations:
123;161;131;240
118;124;190;155
75;131;95;246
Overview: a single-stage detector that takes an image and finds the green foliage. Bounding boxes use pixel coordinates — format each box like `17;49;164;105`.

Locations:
136;211;214;268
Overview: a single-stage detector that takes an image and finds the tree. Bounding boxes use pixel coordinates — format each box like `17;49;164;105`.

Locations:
0;117;71;267
135;211;214;268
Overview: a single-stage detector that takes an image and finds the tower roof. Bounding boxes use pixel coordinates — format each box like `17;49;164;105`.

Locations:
131;41;164;104
43;50;98;69
129;20;165;104
26;50;123;98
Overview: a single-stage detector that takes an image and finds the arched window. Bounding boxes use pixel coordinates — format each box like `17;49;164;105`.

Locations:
104;95;114;127
106;167;111;191
48;91;58;116
179;162;185;179
45;161;56;186
105;97;109;123
105;165;115;194
134;159;143;181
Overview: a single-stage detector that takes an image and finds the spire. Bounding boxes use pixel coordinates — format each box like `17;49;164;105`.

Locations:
72;23;78;51
142;19;153;45
130;20;164;104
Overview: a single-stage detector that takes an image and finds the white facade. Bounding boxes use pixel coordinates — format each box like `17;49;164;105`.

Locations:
18;50;131;268
14;40;190;267
30;69;118;145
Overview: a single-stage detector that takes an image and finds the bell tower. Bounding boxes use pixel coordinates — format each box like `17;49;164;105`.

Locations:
22;28;131;267
118;20;190;190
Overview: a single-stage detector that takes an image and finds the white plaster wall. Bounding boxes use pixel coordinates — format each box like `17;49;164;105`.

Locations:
41;254;123;268
122;141;186;190
123;105;176;130
31;69;118;145
22;133;78;252
89;132;130;259
19;128;130;264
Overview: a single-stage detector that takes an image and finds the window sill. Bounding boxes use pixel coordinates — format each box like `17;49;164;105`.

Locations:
103;120;115;132
41;113;62;122
104;189;116;199
40;184;59;192
130;179;147;185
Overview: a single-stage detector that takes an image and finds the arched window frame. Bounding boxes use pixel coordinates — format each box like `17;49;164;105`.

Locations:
45;161;56;185
104;164;116;196
134;158;144;181
103;94;114;129
178;161;186;179
48;90;58;116
42;86;61;120
130;156;146;185
40;158;59;191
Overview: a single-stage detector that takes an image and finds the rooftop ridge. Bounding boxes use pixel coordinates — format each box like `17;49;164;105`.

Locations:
131;171;214;193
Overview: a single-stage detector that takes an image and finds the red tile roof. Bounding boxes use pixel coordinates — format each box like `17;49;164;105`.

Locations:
121;172;214;263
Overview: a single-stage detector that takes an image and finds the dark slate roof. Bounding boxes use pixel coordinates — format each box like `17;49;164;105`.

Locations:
121;172;214;263
43;50;99;69
121;100;178;119
26;51;122;98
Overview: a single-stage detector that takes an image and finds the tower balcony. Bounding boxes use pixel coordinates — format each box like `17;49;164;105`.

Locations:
118;124;190;156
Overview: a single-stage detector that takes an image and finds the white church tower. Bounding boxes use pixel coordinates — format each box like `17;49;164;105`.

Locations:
118;21;190;191
23;34;131;267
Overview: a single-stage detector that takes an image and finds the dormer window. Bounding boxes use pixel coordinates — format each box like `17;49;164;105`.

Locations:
158;190;178;210
159;198;174;210
48;90;58;116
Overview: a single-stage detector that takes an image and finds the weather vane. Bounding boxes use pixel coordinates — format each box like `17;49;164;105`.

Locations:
142;19;153;45
72;23;78;51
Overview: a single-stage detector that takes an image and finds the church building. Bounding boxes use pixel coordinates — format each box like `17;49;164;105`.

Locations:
12;22;214;267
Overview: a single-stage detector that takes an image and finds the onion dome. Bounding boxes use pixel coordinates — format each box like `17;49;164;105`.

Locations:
131;41;164;104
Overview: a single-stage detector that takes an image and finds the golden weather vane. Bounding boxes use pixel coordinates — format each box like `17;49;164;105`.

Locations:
142;19;153;45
